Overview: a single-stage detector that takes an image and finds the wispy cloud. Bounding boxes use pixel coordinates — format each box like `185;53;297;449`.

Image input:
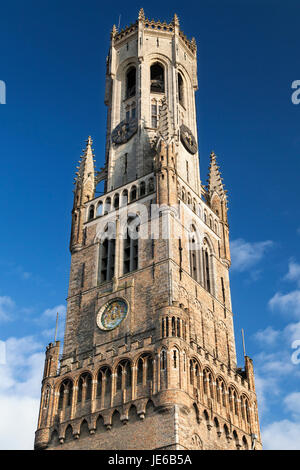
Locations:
284;392;300;417
253;326;280;346
230;238;273;272
284;260;300;287
269;290;300;318
0;296;15;322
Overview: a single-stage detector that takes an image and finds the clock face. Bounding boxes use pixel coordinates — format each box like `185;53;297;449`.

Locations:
180;124;198;154
111;118;138;145
97;298;129;331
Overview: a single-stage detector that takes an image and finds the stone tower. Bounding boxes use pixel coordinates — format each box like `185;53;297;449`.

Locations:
34;9;262;450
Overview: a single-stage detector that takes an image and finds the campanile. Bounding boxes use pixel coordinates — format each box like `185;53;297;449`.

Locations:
35;9;262;450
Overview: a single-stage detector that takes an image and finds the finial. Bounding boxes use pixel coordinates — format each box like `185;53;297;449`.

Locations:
173;13;179;26
86;135;93;147
138;8;145;20
111;24;118;38
191;37;196;46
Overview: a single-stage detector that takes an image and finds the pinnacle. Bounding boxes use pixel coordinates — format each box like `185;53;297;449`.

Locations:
74;136;95;185
173;13;179;26
138;8;145;20
206;151;226;199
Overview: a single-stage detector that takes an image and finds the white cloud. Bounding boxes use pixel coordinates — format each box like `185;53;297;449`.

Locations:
284;392;300;416
254;326;280;346
284;260;300;287
0;335;44;450
42;304;66;319
230;238;273;272
0;296;15;322
262;419;300;450
40;304;66;343
269;290;300;318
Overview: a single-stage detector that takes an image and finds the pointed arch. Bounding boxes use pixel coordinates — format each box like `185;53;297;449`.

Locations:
123;216;140;274
98;222;116;283
150;62;165;93
64;424;73;442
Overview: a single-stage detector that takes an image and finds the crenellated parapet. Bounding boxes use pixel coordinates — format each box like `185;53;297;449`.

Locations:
111;9;197;55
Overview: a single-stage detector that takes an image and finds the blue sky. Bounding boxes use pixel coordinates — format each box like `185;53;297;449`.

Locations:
0;0;300;449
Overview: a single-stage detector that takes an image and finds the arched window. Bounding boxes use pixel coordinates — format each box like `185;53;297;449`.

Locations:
126;66;136;99
190;359;200;388
150;62;165;93
140;181;146;197
189;225;199;282
242;436;249;450
137;354;153;385
177;317;180;337
58;379;73;410
77;373;92;404
96;366;111;399
137;357;143;384
161;349;166;370
116;360;132;391
130;186;137;201
113;194;119;210
88;205;94;221
172;317;176;336
96;201;103;217
178;72;184;106
202;239;212;293
121;189;128;206
98;223;116;283
104;197;111;214
172;348;178;368
123;216;139;274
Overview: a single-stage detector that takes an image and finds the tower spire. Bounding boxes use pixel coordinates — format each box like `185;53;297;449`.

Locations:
74;136;95;190
206;151;227;200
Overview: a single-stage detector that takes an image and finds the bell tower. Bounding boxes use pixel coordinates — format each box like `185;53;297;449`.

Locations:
34;9;262;450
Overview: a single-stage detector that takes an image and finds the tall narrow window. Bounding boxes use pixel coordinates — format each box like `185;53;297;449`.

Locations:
202;241;211;293
186;161;189;183
151;102;158;128
123;217;140;274
178;72;184;106
126;67;136;99
189;225;199;282
150;62;164;93
99;223;116;283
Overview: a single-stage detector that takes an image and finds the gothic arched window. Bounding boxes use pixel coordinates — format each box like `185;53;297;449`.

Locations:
178;72;184;106
189;225;200;282
123;216;139;274
88;205;94;221
77;373;92;404
58;379;73;410
126;66;136;99
98;222;116;283
150;62;165;93
202;239;212;293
